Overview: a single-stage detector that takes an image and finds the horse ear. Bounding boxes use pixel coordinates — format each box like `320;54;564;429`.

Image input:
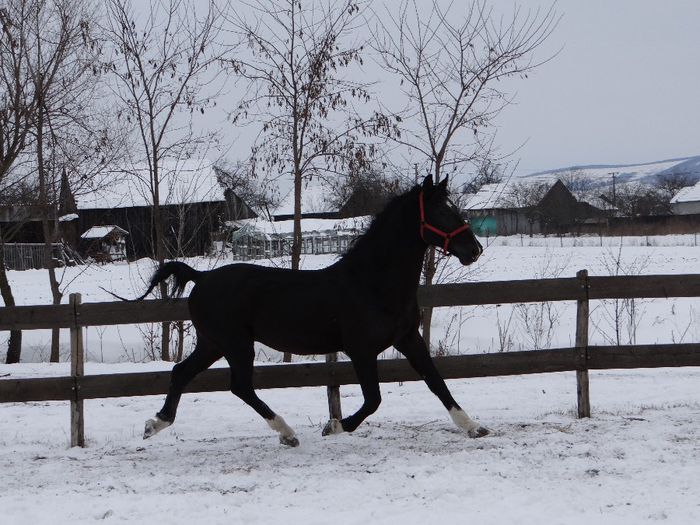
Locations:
422;174;434;189
437;176;449;191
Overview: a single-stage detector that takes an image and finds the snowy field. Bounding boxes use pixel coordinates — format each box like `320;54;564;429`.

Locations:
2;234;700;523
1;366;699;524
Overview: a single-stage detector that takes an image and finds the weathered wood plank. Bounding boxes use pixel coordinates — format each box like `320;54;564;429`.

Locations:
0;304;74;330
70;293;85;448
77;299;190;326
587;275;700;300
575;270;591;418
417;278;583;307
0;376;74;402
0;299;189;331
1;349;581;403
588;344;700;369
4;274;700;332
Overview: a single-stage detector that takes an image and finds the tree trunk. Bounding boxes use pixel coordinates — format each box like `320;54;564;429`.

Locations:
175;321;185;362
284;165;303;363
151;167;171;362
0;240;22;364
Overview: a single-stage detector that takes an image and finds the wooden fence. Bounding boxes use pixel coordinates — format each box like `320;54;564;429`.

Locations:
3;270;700;447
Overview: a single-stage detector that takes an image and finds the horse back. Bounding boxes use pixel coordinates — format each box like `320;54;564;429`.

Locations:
187;263;344;355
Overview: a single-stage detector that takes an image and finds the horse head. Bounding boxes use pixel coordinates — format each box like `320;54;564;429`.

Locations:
419;175;483;265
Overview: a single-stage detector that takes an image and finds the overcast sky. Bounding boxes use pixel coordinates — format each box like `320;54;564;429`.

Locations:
493;0;700;175
196;1;700;180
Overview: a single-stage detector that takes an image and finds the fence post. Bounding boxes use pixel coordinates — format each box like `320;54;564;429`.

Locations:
575;270;591;418
326;353;342;422
70;293;85;447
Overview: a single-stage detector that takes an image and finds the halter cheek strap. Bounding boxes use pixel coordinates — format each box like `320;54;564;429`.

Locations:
419;190;471;253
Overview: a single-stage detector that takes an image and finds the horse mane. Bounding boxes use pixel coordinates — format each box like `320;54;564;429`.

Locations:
340;184;421;263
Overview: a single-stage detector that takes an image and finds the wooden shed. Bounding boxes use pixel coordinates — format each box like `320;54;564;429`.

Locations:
80;225;129;263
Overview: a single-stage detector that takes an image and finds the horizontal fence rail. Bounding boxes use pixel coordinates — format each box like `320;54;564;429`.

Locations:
2;271;700;447
4;344;700;405
4;273;700;331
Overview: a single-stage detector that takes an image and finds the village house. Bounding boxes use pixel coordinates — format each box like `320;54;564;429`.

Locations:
462;179;606;237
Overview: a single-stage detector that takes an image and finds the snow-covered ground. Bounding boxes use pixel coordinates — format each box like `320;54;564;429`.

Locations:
1;365;699;524
2;235;700;523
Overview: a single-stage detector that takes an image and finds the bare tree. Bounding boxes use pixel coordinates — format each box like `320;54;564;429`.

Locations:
104;0;226;360
21;0;114;362
655;171;699;212
215;159;280;220
228;0;395;362
375;0;557;350
462;159;504;194
325;159;406;215
0;0;37;362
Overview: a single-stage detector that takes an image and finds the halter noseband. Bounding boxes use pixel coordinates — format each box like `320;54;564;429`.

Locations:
419;190;471;254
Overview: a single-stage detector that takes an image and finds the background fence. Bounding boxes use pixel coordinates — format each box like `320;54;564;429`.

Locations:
1;242;74;270
2;271;700;447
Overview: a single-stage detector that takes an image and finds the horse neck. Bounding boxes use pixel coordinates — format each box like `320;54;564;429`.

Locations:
339;193;427;293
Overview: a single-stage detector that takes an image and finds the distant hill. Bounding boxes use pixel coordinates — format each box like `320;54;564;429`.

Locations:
520;155;700;188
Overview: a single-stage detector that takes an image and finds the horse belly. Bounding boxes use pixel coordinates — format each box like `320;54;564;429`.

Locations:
252;305;342;356
255;325;341;355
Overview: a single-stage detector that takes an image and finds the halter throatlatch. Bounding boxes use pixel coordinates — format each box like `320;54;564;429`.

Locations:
419;190;471;254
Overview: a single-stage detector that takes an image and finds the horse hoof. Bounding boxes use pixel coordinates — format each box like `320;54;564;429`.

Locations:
322;418;343;436
468;426;490;438
279;435;300;447
143;417;171;439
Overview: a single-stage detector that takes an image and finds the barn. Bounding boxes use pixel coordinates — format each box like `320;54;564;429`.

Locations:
66;160;258;259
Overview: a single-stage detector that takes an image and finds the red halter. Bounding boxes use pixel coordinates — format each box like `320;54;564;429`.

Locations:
419;190;471;253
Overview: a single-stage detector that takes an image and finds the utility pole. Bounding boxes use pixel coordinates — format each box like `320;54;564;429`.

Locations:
609;171;618;210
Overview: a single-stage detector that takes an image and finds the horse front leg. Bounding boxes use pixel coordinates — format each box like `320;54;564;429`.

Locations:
395;330;489;438
322;352;381;436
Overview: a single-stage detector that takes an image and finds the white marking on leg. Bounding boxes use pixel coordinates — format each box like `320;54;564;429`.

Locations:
449;407;479;432
143;416;172;439
267;415;299;447
322;418;344;436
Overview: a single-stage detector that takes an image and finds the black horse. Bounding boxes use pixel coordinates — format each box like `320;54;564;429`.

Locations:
135;175;488;446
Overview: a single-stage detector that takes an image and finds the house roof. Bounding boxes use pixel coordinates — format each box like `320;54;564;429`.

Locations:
75;159;226;210
671;182;700;204
462;182;516;210
80;225;129;240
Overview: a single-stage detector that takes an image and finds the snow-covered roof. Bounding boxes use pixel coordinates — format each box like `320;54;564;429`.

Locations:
235;216;371;236
80;225;129;239
670;182;700;204
462;182;516;210
75;159;226;210
273;181;336;217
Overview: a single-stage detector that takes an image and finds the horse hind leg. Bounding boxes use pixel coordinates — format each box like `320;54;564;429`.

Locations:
144;335;221;439
224;340;299;447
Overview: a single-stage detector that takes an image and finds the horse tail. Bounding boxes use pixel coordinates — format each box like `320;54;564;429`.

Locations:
101;261;202;302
